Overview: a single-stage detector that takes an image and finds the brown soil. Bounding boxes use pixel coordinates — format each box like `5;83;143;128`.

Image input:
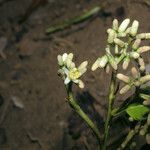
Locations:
0;0;150;149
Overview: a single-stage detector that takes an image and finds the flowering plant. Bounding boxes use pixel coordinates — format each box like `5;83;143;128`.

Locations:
57;19;150;149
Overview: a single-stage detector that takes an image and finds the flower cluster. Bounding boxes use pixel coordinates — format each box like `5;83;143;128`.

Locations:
57;53;88;88
117;67;150;94
92;18;150;72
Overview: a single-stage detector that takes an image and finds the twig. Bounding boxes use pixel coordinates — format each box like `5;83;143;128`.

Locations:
26;130;43;148
46;6;101;34
66;83;102;149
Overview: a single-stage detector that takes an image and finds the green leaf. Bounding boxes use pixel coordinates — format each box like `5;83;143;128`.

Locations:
126;104;150;120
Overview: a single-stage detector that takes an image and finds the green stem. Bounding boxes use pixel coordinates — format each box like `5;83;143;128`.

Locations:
46;6;101;34
102;72;117;150
66;84;101;149
117;123;141;150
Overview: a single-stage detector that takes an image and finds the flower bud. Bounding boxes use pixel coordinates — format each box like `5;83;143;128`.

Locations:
99;55;108;68
107;54;117;70
105;64;110;74
107;29;116;44
139;125;148;136
139;75;150;84
143;100;150;106
118;18;130;32
91;58;100;71
115;44;119;54
146;134;150;144
147;113;150;125
112;19;118;31
114;38;125;47
129;52;140;59
122;57;130;70
138;46;150;53
130;20;139;36
117;73;130;83
125;27;131;34
120;85;131;94
129;117;134;122
138;58;145;71
136;33;150;39
132;39;141;50
131;67;138;78
118;32;126;37
107;28;112;33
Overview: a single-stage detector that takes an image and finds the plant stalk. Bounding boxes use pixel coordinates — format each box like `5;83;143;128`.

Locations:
66;84;101;149
102;72;117;150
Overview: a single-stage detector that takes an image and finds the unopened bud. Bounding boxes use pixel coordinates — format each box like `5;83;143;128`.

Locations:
118;32;126;37
91;58;101;71
139;75;150;84
130;20;139;36
138;58;145;71
118;18;130;32
107;29;116;44
117;73;130;83
147;113;150;125
132;39;141;50
125;27;131;34
129;117;134;122
129;52;140;59
139;125;148;136
115;45;119;54
131;67;138;78
107;54;117;70
105;64;110;74
122;57;130;70
112;19;118;31
146;134;150;144
99;55;108;68
136;33;150;39
120;85;131;94
114;38;125;47
143;100;150;106
138;46;150;53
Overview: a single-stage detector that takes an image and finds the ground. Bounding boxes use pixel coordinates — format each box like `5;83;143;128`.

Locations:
0;0;150;149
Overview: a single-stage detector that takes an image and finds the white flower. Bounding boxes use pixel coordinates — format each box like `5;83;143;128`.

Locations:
57;53;88;88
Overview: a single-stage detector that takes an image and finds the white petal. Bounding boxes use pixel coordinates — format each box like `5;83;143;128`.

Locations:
64;77;70;85
62;53;68;62
78;61;88;74
78;80;85;88
57;55;63;66
68;53;74;61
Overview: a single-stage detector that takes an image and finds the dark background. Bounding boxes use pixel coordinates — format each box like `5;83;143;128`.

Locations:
0;0;150;149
